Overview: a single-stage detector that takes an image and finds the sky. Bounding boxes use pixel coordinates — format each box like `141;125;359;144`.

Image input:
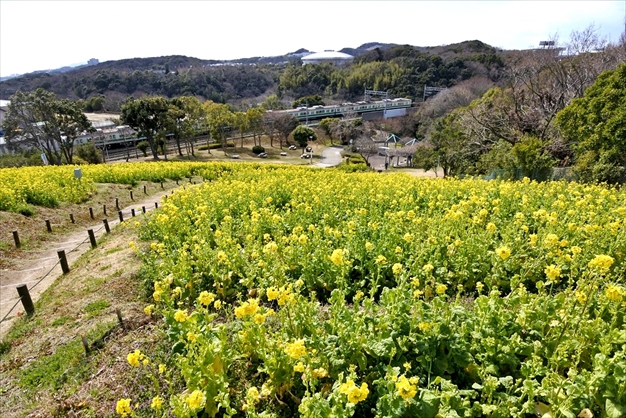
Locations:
1;0;624;77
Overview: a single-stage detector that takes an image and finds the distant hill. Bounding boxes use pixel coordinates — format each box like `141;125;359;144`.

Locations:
0;40;507;110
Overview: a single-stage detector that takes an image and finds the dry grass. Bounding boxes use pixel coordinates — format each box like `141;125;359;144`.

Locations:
0;214;176;417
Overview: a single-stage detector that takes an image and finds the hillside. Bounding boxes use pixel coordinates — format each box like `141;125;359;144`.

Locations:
0;40;506;110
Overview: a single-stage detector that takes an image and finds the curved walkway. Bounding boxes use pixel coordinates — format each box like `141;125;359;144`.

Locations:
314;146;344;168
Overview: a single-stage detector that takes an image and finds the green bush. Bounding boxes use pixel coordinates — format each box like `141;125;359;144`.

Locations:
252;145;265;155
76;142;102;164
137;141;150;157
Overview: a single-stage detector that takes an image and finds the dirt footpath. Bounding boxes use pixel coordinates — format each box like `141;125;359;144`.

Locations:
0;190;171;337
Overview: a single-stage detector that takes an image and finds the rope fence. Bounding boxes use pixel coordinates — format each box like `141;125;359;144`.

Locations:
1;193;163;327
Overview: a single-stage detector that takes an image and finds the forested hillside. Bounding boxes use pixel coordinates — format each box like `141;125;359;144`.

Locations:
0;41;505;111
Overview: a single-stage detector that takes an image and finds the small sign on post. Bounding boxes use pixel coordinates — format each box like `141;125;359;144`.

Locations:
74;168;82;179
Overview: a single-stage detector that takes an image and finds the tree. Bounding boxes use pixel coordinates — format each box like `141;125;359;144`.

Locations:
556;63;626;183
292;125;317;149
2;89;92;165
292;94;325;108
273;114;300;148
246;107;265;147
354;137;379;164
233;111;249;149
204;102;234;152
318;117;339;144
169;96;205;156
120;96;171;160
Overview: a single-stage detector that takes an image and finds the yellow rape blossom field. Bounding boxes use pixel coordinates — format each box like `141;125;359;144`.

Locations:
1;161;626;417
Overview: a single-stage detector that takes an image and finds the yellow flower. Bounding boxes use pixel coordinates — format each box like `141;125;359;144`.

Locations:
435;283;447;295
186;389;205;410
587;254;614;273
293;362;306;373
254;313;266;324
153;290;162;302
392;263;403;275
116;398;132;416
298;234;308;244
312;367;328;378
216;250;227;263
418;322;431;332
144;304;154;315
375;255;387;265
575;291;587;304
544;233;559;248
214;300;222;309
198;291;216;306
247;386;260;403
339;380;369;404
486;223;496;232
267;286;279;301
422;263;434;274
395;375;418;399
365;242;374;251
285;339;307;359
127;349;143;367
187;332;198;342
158;364;166;374
151;396;163;410
395;246;402;254
544;265;561;281
174;310;188;323
330;249;344;266
476;282;484;293
235;299;259;318
605;284;624;302
495;246;511;260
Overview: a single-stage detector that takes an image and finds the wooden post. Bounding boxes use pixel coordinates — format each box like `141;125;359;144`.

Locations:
103;204;107;216
115;307;125;329
46;220;52;233
130;190;134;201
118;210;124;223
57;250;70;274
89;207;94;219
143;185;147;194
142;206;146;213
16;284;35;316
176;179;179;185
103;219;110;234
88;229;97;249
70;214;75;224
80;334;90;354
189;177;192;183
131;208;136;217
115;198;120;210
155;202;159;209
160;181;164;189
13;230;21;249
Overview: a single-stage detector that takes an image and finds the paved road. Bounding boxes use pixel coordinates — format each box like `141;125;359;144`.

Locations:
314;146;344;168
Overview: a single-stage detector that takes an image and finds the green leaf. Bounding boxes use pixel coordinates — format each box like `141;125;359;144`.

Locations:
366;337;394;358
605;399;626;418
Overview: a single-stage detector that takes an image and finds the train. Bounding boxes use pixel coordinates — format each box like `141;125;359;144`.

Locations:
273;98;413;121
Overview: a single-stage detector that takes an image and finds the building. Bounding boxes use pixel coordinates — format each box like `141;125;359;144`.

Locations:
301;50;354;66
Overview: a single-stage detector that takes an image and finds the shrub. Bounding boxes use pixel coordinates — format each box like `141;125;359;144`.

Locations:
137;141;150;157
76;142;102;164
252;145;265;155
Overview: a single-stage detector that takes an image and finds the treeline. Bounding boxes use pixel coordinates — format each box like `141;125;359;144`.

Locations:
381;27;626;183
0;41;505;111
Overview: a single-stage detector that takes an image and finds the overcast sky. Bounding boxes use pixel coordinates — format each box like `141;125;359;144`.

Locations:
1;1;624;77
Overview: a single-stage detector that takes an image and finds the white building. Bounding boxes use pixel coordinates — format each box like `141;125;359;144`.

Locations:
301;50;354;66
